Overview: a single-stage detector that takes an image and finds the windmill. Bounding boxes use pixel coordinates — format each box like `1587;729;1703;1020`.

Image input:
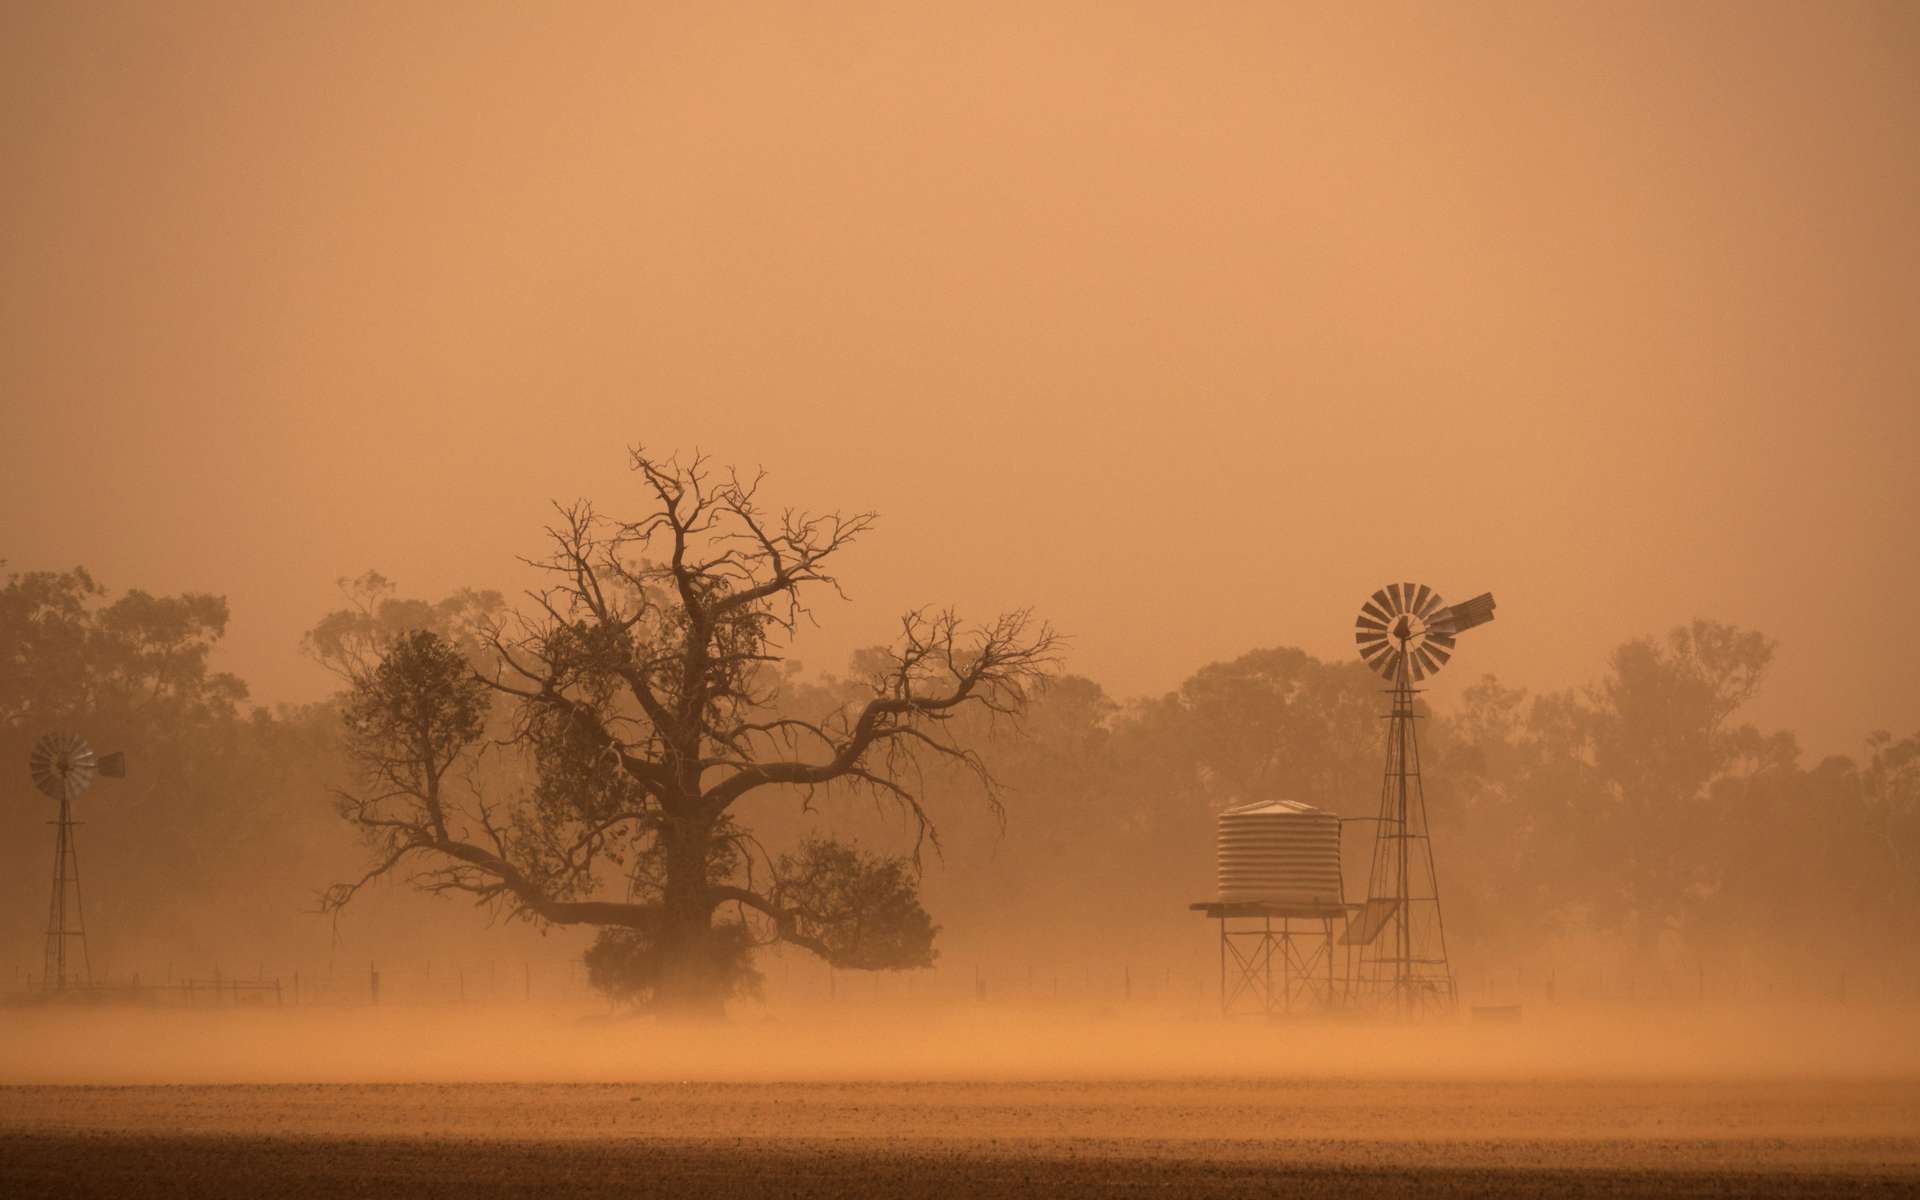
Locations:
28;733;126;991
1342;583;1495;1017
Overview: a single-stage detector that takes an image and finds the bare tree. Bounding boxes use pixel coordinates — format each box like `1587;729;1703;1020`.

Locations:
322;449;1058;1015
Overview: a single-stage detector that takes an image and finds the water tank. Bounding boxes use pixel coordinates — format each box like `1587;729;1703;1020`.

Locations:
1215;799;1343;906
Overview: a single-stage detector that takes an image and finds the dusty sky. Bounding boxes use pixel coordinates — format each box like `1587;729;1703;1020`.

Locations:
3;2;1915;758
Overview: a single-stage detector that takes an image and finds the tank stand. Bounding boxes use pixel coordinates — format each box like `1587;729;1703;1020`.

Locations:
1191;902;1351;1017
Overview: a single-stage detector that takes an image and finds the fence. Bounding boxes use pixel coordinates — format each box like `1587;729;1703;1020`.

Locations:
8;952;1916;1012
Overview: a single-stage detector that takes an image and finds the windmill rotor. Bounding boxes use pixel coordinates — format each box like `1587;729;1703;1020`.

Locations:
29;733;109;802
1355;583;1448;682
1353;583;1496;682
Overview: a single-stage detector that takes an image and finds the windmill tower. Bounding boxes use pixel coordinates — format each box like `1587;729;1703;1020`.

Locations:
28;733;126;991
1343;584;1495;1018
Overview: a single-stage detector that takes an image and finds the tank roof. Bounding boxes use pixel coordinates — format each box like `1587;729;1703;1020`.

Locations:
1220;799;1336;818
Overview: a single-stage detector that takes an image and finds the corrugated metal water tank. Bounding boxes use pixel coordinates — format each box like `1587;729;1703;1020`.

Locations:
1215;799;1343;905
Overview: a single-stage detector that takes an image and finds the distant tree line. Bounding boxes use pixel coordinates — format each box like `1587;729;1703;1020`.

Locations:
5;543;1915;1006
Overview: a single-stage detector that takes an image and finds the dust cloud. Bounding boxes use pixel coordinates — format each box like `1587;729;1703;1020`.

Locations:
2;998;1914;1088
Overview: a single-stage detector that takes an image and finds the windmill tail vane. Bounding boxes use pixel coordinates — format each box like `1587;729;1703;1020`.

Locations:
1441;592;1497;635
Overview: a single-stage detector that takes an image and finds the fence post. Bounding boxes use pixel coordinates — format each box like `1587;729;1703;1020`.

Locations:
371;963;381;1005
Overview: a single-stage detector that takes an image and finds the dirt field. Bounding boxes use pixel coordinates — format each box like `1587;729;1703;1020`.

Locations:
4;1004;1918;1196
4;1078;1919;1197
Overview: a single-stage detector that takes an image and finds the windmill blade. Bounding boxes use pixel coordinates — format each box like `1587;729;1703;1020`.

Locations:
1387;583;1405;612
1415;645;1441;676
1356;613;1388;632
1410;583;1433;617
1424;642;1452;668
1427;630;1456;649
1410;651;1428;681
1356;633;1386;655
1371;589;1395;616
1361;600;1390;624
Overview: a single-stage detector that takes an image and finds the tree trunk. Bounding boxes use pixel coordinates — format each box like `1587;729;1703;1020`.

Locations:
655;820;724;1019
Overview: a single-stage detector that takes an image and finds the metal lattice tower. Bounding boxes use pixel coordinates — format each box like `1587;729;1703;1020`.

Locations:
1343;584;1495;1018
28;733;125;991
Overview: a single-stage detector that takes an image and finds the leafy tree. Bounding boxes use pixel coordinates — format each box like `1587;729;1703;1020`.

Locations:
303;571;504;682
585;921;762;1008
0;565;247;731
334;631;491;887
1861;729;1920;929
1132;647;1381;816
1426;621;1793;981
320;451;1056;1015
1587;621;1776;954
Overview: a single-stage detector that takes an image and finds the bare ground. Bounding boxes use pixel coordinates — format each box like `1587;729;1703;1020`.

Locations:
4;1080;1917;1197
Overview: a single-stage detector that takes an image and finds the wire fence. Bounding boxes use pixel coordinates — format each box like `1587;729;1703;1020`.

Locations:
5;953;1914;1012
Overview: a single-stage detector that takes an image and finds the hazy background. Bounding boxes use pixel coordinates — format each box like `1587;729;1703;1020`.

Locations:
4;1;1916;760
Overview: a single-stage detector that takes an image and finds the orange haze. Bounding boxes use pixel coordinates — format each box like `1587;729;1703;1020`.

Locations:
3;0;1917;760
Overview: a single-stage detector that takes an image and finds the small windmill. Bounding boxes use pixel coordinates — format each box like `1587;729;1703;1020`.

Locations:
28;733;126;991
1343;584;1495;1017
